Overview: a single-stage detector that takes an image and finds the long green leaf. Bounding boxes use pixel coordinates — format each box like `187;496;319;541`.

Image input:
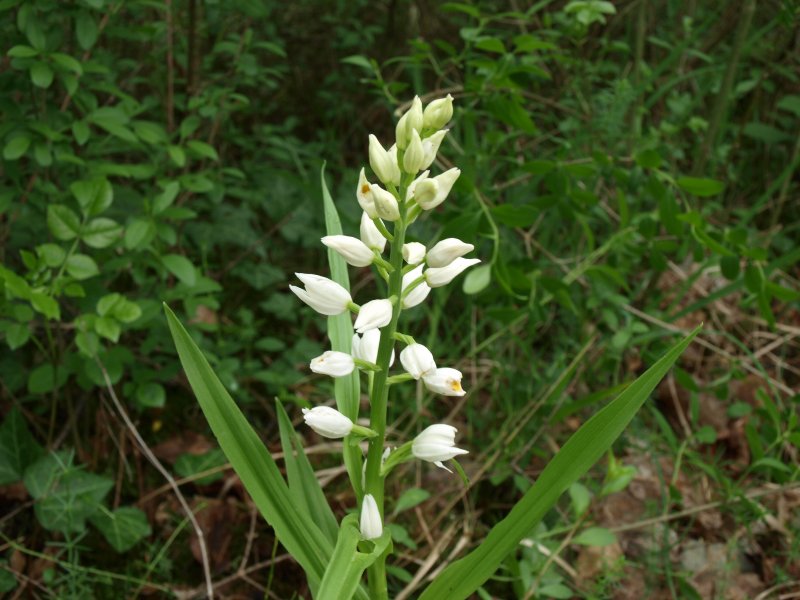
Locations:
276;399;339;545
317;514;391;600
419;325;701;600
320;163;364;499
164;305;333;588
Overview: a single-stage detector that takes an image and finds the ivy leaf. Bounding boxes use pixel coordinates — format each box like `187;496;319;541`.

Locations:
90;507;151;553
24;451;113;534
0;408;43;485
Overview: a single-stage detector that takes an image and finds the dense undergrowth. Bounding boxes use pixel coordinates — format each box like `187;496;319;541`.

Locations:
0;0;798;598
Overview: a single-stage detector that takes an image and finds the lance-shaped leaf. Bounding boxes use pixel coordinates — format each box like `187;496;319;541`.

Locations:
276;399;339;545
420;325;701;600
321;163;364;499
317;514;392;600
165;305;336;589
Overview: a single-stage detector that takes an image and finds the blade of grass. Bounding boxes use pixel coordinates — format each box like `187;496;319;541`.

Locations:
419;325;701;600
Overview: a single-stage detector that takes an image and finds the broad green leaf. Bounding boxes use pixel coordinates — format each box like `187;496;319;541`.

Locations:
573;526;616;546
317;514;392;600
30;62;53;88
3;136;30;160
276;400;339;544
7;44;39;57
164;305;360;595
66;254;100;280
75;12;98;49
6;322;31;350
50;53;82;75
94;316;120;342
70;178;113;217
152;181;180;214
72;120;90;145
124;218;155;249
162;254;196;286
30;292;60;320
174;449;226;484
36;243;66;267
676;177;724;197
135;381;166;408
392;487;430;516
97;293;141;322
90;507;151;552
0;408;43;485
47;204;81;240
320;164;363;498
24;451;113;534
463;264;491;295
167;145;186;167
420;326;701;600
186;139;219;161
82;217;122;248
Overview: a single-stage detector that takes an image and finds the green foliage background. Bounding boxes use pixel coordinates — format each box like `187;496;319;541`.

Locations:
0;0;798;597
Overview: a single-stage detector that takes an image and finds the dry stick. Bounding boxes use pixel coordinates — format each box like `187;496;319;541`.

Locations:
692;0;756;175
622;302;795;397
395;521;459;600
608;481;800;535
96;359;214;599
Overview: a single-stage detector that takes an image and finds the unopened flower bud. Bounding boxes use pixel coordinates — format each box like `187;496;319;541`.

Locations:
290;273;352;316
360;212;386;253
370;184;400;221
402;242;426;265
360;494;383;540
369;134;400;186
356;168;378;219
426;238;474;268
321;235;374;268
310;351;355;377
400;343;436;380
395;96;423;150
413;178;439;208
412;423;468;471
353;298;393;333
405;170;431;202
302;406;354;438
420;130;448;170
418;168;460;210
403;130;426;174
425;257;481;288
423;94;454;131
422;367;465;396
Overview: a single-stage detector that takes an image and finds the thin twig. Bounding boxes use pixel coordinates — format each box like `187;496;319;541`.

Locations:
96;358;214;599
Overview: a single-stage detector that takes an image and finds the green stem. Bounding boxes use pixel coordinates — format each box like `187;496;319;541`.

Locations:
364;195;408;600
